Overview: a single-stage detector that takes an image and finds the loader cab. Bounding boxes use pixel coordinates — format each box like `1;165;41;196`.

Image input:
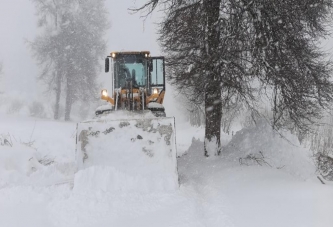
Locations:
112;53;148;89
105;51;165;95
102;51;166;116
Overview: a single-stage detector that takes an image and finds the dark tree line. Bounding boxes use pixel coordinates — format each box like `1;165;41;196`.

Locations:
138;0;333;156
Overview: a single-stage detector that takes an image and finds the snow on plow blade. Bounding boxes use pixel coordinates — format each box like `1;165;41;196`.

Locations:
75;117;178;193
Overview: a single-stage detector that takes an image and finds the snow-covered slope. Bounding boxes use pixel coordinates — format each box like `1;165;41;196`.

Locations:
223;120;315;179
0;114;75;188
181;136;333;227
0;114;332;227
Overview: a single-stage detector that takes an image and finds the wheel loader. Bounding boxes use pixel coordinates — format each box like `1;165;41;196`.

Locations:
96;51;166;117
75;51;179;192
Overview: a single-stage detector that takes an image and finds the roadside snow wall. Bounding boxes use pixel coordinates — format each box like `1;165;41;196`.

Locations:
0;135;41;187
223;120;315;180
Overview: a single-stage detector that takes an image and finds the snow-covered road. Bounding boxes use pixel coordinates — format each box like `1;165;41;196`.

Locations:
0;114;332;227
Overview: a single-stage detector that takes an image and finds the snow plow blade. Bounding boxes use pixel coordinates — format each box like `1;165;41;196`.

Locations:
75;117;178;192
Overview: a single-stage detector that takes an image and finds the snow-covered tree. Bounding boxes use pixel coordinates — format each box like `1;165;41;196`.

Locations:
30;0;109;120
138;0;333;156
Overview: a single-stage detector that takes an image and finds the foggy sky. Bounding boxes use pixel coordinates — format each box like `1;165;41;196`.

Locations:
1;0;333;105
0;0;161;99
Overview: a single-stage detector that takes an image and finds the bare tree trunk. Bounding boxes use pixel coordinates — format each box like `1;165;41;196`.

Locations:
64;77;72;121
203;0;222;156
204;88;222;156
53;8;60;120
54;71;61;119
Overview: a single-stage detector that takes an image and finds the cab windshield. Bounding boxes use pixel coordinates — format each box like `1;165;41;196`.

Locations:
114;54;147;88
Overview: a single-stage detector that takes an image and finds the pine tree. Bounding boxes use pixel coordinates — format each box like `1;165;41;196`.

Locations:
138;0;333;156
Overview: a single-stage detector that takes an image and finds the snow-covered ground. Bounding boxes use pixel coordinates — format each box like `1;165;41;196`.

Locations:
0;113;333;227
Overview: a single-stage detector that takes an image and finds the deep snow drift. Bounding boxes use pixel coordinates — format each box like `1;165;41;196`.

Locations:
0;113;333;227
223;120;315;180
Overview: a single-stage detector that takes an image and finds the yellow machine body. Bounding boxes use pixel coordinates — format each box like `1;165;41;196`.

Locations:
97;51;166;117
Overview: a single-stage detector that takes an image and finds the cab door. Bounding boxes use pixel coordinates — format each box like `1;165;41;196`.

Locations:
149;57;165;92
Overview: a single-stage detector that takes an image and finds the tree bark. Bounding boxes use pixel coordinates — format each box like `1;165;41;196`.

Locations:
205;88;222;156
53;9;60;120
64;77;73;121
54;71;61;120
203;0;222;156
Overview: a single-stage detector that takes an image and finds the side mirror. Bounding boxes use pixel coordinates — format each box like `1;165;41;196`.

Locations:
105;58;109;73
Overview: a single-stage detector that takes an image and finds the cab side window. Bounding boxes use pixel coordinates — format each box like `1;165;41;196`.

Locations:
150;58;164;86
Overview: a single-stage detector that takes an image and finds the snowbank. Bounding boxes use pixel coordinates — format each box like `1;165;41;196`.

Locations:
0;114;333;227
0;135;74;187
0;136;41;187
223;120;316;179
0;114;75;187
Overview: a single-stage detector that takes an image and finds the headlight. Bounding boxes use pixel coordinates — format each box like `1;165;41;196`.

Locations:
101;89;108;97
111;53;116;58
153;88;159;94
145;53;148;58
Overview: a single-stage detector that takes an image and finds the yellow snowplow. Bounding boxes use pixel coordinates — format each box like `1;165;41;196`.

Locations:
75;51;178;192
96;51;166;117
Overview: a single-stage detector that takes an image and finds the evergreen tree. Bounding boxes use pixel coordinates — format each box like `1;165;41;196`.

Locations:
138;0;333;156
30;0;109;120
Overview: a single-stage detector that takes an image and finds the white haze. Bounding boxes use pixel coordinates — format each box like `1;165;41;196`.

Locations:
0;0;164;108
1;0;332;122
